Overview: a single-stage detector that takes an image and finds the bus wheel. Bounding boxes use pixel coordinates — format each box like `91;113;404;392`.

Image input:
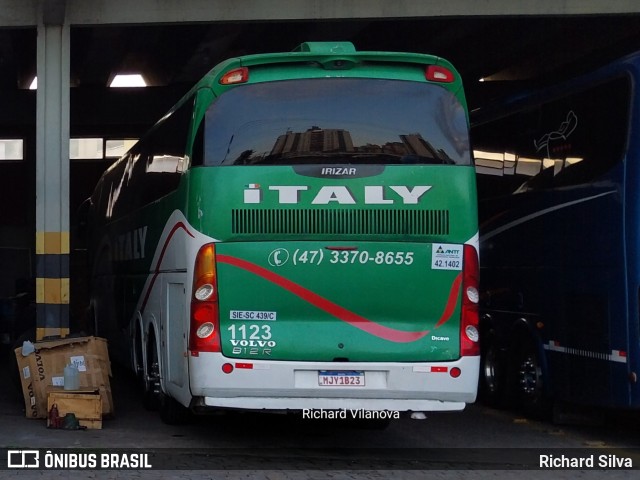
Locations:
143;335;190;424
142;338;161;411
480;335;507;408
134;329;146;395
514;337;551;419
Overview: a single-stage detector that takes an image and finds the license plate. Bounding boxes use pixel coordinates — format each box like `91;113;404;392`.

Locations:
318;370;365;387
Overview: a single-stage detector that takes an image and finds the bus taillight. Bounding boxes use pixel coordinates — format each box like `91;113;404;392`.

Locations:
426;65;455;83
461;244;480;357
190;243;221;354
219;67;249;85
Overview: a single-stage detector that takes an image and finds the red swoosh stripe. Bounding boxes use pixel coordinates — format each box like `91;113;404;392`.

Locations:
434;273;463;329
140;222;195;313
217;254;462;343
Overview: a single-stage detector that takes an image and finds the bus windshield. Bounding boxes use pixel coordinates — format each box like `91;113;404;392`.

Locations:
204;78;470;166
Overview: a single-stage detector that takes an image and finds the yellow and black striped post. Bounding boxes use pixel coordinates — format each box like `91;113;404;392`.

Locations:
35;232;70;340
35;11;71;340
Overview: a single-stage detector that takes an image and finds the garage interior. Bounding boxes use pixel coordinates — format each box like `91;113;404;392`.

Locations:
1;2;640;350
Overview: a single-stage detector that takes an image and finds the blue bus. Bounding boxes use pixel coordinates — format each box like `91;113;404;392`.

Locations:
472;51;640;417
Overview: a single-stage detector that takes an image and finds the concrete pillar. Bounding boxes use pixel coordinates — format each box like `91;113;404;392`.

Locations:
35;1;70;340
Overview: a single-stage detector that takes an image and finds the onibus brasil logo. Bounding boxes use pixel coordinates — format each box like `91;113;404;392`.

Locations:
7;449;152;469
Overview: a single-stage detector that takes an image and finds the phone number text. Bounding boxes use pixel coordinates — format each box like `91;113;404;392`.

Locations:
292;249;415;266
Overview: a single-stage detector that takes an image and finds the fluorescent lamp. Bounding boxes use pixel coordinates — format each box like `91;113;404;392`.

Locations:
110;74;147;88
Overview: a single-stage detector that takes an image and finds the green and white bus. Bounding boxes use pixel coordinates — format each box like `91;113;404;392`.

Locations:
85;42;480;423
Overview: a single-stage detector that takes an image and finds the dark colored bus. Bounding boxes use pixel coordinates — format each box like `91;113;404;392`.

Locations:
473;51;640;416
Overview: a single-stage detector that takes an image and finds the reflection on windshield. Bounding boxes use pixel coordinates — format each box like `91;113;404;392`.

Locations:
233;126;454;165
204;78;470;166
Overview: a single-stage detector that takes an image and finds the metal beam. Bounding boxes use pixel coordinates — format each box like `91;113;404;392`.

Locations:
60;0;640;23
2;0;640;27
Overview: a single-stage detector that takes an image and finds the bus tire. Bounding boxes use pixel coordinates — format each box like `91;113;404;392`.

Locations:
133;326;147;395
479;332;507;408
142;334;161;411
143;333;190;424
512;335;552;419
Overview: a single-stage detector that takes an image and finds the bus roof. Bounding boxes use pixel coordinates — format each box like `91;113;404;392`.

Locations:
191;41;466;106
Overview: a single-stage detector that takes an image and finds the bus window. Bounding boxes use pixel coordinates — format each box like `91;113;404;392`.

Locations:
205;78;470;167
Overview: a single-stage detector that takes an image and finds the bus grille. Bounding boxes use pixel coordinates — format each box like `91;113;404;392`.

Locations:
231;209;450;236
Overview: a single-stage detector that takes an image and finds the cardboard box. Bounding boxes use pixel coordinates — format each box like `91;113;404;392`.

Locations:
14;336;113;419
47;388;103;429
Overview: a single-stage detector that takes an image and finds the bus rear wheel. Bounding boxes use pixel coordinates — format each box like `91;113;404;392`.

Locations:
143;336;190;424
513;337;551;419
479;333;507;408
142;336;161;411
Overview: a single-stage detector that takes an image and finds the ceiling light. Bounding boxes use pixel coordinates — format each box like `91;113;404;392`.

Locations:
110;74;147;88
29;77;37;90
